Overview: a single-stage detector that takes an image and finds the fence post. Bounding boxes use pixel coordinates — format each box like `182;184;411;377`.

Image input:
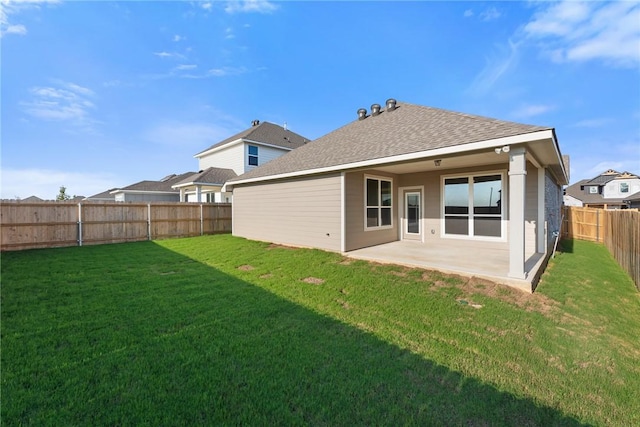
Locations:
77;202;83;247
200;204;204;236
147;203;152;241
596;209;600;243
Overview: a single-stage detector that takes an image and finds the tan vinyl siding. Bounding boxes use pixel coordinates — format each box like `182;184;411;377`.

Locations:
344;170;399;251
232;174;341;252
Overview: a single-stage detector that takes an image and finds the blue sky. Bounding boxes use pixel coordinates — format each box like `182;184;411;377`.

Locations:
2;0;639;199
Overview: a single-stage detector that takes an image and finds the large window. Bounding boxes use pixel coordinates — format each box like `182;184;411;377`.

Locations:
365;176;392;229
248;145;258;166
444;173;503;238
620;182;629;193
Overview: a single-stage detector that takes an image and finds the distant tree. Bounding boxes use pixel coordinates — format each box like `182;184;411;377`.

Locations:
56;186;71;201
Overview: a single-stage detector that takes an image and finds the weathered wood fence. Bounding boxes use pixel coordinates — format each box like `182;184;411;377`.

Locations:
0;202;232;251
562;206;640;290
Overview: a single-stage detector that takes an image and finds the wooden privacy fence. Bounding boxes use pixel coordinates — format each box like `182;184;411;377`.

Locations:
562;206;640;290
0;202;232;251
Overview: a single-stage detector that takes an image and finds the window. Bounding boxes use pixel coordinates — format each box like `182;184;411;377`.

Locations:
589;186;598;194
248;145;258;166
444;173;503;238
365;176;392;229
620;182;629;193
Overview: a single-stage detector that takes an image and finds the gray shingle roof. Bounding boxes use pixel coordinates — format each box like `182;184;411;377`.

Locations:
195;121;309;156
173;167;237;186
228;101;551;183
118;172;196;193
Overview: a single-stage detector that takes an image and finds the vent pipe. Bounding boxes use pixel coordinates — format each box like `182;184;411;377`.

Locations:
251;119;260;126
357;108;367;120
371;104;381;116
386;98;397;112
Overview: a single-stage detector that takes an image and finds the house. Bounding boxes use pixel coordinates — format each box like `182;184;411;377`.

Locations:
109;172;196;202
172;120;309;202
224;99;569;292
84;189;117;202
564;170;640;209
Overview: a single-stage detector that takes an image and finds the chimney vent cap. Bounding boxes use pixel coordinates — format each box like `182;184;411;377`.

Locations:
357;108;367;120
371;104;381;116
386;98;397;112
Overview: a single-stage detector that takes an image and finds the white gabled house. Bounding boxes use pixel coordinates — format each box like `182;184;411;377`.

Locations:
172;120;309;202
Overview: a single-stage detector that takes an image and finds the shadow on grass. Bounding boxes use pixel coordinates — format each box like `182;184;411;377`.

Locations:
2;242;586;426
559;238;575;253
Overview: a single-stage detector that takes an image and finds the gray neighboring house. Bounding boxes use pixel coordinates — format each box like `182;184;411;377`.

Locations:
172;167;237;203
225;99;569;292
84;189;117;202
108;172;196;202
564;170;640;209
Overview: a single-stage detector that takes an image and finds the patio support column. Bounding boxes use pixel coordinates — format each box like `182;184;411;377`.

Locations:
196;185;202;203
508;147;527;279
179;188;186;202
537;166;546;253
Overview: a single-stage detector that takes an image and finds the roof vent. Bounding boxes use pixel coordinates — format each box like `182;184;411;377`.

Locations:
371;104;381;116
357;108;367;120
251;119;260;127
386;98;397;112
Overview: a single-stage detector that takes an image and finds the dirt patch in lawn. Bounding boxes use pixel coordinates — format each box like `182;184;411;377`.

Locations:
237;265;255;271
259;273;273;279
267;243;296;250
302;277;325;285
419;271;558;316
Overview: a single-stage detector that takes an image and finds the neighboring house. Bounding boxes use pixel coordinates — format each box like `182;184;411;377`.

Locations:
84;189;117;202
174;120;309;202
109;172;196;202
564;170;640;209
225;99;569;292
22;196;44;202
624;191;640;209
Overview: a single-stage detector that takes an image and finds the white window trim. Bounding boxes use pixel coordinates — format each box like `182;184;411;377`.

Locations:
247;145;259;167
364;174;394;231
440;170;506;242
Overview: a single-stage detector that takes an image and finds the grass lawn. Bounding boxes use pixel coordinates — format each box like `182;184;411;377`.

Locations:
2;235;639;426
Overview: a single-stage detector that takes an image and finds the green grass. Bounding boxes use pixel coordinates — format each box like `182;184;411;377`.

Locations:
2;236;639;426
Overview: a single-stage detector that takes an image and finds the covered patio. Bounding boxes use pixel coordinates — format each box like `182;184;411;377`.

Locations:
345;239;548;293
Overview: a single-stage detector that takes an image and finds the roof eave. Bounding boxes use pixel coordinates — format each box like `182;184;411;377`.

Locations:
225;129;556;190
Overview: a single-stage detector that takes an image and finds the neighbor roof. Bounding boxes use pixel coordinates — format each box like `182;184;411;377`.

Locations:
195;121;309;157
173;167;238;187
113;172;196;193
227;101;552;183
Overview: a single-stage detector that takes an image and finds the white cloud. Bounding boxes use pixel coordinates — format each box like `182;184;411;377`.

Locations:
1;0;59;37
154;51;186;60
524;1;640;68
201;2;212;11
21;81;96;125
468;39;520;95
225;27;235;39
479;7;501;22
175;64;197;71
224;0;278;14
207;66;247;77
512;104;556;119
0;168;118;200
173;34;185;42
463;9;473;18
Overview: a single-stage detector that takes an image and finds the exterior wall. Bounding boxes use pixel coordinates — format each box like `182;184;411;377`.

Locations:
245;144;290;173
344;170;399;251
563;195;584;207
545;170;563;248
198;143;245;175
233;174;342;252
603;178;640;199
117;192;180;202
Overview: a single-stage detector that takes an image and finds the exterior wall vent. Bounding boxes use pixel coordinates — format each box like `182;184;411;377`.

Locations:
386;98;397;112
357;108;367;120
371;104;381;116
251;119;260;126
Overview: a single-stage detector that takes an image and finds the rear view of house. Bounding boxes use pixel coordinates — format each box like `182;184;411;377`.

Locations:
225;100;569;292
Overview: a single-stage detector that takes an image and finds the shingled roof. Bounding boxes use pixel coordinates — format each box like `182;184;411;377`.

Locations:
227;101;552;183
115;172;196;193
173;167;237;187
195;121;309;156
